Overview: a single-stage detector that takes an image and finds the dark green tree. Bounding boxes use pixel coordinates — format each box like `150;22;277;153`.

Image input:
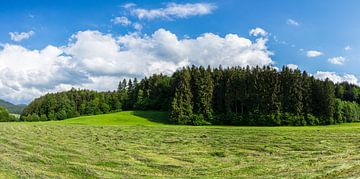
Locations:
170;68;193;124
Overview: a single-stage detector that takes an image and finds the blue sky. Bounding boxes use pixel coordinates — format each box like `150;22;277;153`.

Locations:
0;0;359;104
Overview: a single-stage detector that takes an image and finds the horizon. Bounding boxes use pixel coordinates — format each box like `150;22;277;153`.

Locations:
1;0;360;104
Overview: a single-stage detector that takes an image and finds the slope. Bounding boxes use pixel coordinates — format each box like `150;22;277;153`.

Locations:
0;99;26;114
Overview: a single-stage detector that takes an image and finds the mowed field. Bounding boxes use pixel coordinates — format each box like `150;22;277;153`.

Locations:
1;111;360;178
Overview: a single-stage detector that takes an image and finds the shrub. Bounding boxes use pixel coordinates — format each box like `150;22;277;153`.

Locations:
192;114;211;126
0;107;10;122
40;114;48;121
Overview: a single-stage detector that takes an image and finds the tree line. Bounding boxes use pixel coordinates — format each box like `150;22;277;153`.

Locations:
0;107;18;122
18;65;360;126
21;89;121;121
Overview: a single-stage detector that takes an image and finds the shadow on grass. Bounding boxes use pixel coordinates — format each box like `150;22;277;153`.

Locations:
132;110;172;125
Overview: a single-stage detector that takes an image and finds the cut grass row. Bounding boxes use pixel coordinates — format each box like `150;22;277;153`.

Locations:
1;111;360;178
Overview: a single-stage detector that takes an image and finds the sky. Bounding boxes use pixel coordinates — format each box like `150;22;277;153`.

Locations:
0;0;360;104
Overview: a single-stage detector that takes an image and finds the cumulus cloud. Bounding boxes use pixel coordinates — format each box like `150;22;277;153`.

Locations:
306;50;323;58
328;56;346;65
0;28;273;104
286;64;299;70
249;28;268;37
287;19;299;26
66;28;273;76
9;31;35;42
126;3;216;20
0;44;89;103
112;16;131;26
314;71;358;85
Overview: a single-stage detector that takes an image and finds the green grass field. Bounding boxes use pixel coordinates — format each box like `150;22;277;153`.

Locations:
1;111;360;178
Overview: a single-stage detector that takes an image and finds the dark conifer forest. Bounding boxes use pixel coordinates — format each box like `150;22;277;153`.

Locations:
20;66;360;126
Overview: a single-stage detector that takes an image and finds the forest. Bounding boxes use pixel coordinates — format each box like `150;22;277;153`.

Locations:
19;65;360;126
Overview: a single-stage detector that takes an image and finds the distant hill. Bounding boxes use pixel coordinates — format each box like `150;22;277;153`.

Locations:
0;99;26;114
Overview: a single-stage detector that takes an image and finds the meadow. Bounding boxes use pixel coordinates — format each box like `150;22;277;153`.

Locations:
1;111;360;178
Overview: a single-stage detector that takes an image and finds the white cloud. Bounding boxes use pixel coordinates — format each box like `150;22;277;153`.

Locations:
306;50;323;58
314;71;358;85
328;56;346;65
112;16;131;26
287;19;299;26
112;16;142;31
0;28;273;104
344;45;352;51
127;3;216;20
249;28;268;37
66;28;273;76
122;3;136;9
133;23;143;31
9;31;35;42
286;64;299;70
0;44;89;104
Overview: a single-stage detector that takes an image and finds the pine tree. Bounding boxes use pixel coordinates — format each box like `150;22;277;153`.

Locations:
190;66;214;121
117;80;124;92
301;72;312;116
323;79;336;123
212;66;226;115
259;66;280;115
170;68;193;124
280;67;303;115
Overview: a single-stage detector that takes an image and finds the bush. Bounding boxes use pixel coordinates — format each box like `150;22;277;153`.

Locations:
56;110;67;120
40;114;48;121
305;114;318;126
269;113;282;126
31;114;40;122
192;114;211;126
0;107;10;122
48;112;56;121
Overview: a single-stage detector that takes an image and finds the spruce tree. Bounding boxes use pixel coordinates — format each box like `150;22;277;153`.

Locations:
170;68;193;124
212;66;226;115
190;66;214;121
280;67;303;115
301;72;312;117
323;79;336;123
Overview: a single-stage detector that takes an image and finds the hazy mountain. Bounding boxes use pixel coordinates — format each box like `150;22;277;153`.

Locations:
0;99;26;114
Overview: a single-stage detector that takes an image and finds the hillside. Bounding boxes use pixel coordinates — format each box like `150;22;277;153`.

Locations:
1;111;360;178
0;99;26;114
53;111;169;126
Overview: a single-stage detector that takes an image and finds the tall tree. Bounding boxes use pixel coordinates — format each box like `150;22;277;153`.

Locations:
170;68;193;124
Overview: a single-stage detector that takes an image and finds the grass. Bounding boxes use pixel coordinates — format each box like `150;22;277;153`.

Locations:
1;111;360;178
52;111;170;126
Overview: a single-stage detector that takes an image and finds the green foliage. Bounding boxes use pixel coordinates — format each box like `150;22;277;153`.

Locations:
20;65;360;126
40;114;48;121
191;114;211;126
0;107;11;122
56;110;67;120
21;88;123;121
169;65;356;126
170;68;193;124
190;66;214;121
334;99;360;123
